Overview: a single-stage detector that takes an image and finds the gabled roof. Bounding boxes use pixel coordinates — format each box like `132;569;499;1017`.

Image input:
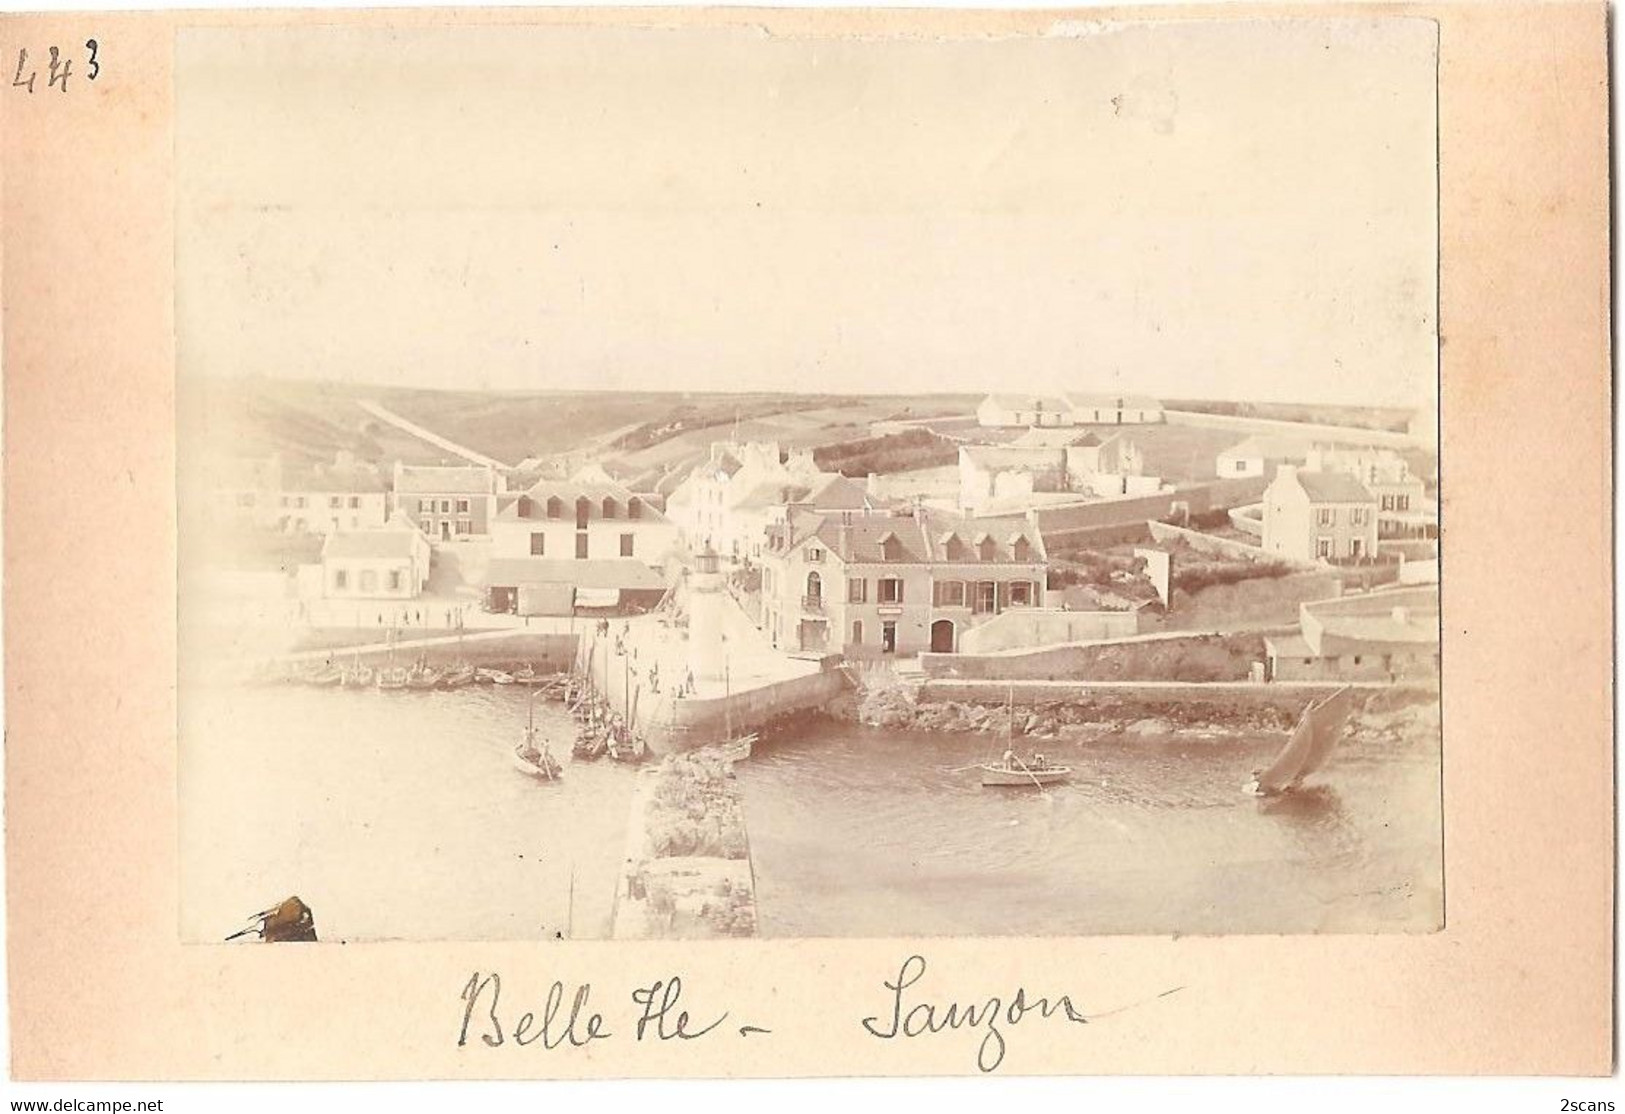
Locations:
1222;435;1315;461
285;463;387;494
1010;428;1103;449
321;518;425;560
393;464;496;495
1063;392;1163;411
1295;471;1376;504
983;393;1069;412
805;473;871;510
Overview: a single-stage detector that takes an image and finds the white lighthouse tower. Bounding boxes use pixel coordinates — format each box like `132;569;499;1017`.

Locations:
685;546;728;684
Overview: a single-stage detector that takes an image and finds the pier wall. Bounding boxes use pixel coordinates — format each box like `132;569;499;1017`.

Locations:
919;678;1411;713
298;632;579;670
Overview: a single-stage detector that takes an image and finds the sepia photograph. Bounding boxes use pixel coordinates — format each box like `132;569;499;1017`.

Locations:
172;17;1443;946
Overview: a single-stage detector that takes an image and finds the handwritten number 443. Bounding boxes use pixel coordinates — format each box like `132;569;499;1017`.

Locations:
11;41;99;94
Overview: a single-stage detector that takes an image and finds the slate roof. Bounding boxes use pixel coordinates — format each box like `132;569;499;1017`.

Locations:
322;520;425;560
1295;471;1376;504
783;509;1045;565
983;393;1070;412
393;464;495;495
496;475;669;524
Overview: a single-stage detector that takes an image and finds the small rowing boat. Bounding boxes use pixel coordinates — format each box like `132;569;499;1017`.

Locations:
979;762;1072;787
439;664;476;689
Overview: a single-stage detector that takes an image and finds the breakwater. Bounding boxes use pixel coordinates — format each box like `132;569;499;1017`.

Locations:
610;752;758;940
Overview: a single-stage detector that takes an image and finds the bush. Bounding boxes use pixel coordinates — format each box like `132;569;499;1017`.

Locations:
812;429;958;477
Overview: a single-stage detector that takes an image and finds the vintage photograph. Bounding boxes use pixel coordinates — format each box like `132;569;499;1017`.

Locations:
175;18;1443;944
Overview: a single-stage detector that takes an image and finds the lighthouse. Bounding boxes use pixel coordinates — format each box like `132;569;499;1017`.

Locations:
686;546;728;684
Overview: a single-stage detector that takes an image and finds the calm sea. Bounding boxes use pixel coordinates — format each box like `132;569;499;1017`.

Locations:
180;685;1441;942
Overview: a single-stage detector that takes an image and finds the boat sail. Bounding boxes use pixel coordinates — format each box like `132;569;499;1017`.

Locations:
513;688;563;780
1245;686;1356;796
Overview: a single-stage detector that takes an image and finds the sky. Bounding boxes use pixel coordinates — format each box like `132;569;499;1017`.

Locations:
176;18;1438;408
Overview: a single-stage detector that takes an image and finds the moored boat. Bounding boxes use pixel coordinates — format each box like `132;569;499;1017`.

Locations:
406;666;441;690
513;690;563;779
439;664;476;689
979;762;1072;787
305;664;344;687
712;733;757;763
376;666;410;691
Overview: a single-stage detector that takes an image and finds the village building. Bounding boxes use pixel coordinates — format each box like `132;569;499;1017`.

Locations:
391;462;505;542
316;516;432;600
275;452;389;535
1264;587;1439;682
483;470;678;614
202;453;284;531
759;506;1048;657
1260;465;1379;564
957;431;1161;513
1214;435;1315;479
976;392;1164;428
1306;447;1432;540
665;440;829;563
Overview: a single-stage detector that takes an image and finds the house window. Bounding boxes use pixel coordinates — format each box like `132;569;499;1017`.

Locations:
880;535;902;561
1009;581;1033;607
440;500;452;514
603;497;617;519
418;498;429;513
851;620;864;645
1317;508;1335;526
1350;538;1364;559
628;498;644;520
328;496;341;508
973;581;997;613
1235;460;1246;474
388;569;401;591
419;518;432;534
359;569;377;593
530;532;546;556
1351;508;1369;527
848;577;867;603
878;577;903;604
1396;494;1411;511
348;496;360;509
1012;536;1032;562
620;533;634;557
1316;537;1333;559
977;538;997;561
333;569;348;590
576;499;591;529
1353;656;1363;666
807;547;824;563
1380;494;1396;511
943;536;966;561
547;497;562;519
575;533;589;559
457;499;470;514
935;579;967;607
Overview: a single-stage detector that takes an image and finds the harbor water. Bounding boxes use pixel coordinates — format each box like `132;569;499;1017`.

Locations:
180;683;639;943
180;685;1441;942
737;719;1442;937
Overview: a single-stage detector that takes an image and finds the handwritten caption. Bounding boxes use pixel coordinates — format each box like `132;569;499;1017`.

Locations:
11;41;100;95
458;954;1179;1073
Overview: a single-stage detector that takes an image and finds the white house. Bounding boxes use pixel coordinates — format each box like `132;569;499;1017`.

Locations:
319;516;432;599
665;440;830;563
1214;435;1315;479
276;452;389;535
391;462;504;542
958;431;1160;513
1261;465;1378;564
977;392;1164;428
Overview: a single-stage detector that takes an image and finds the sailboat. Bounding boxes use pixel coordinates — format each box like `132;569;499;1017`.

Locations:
978;686;1070;787
512;688;563;780
376;628;409;690
1243;686;1356;797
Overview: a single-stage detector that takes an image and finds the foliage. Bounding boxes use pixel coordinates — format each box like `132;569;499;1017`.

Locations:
812;428;958;477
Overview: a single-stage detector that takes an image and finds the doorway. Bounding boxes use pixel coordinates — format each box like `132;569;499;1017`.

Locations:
439;521;451;541
881;620;897;654
930;619;955;653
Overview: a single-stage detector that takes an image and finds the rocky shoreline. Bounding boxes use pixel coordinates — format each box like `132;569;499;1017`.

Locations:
824;678;1441;746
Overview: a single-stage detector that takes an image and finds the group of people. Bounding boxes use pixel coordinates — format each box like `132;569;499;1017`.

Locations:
1000;749;1049;771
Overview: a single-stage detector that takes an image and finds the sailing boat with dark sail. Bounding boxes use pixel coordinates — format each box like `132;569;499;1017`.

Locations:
1244;686;1356;797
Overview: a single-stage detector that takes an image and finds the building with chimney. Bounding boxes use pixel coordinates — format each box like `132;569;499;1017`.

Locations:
1261;465;1379;564
1264;587;1440;681
391;462;504;542
759;506;1048;657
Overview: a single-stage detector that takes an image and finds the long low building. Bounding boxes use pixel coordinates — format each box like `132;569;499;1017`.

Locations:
1265;587;1439;682
485;556;669;616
